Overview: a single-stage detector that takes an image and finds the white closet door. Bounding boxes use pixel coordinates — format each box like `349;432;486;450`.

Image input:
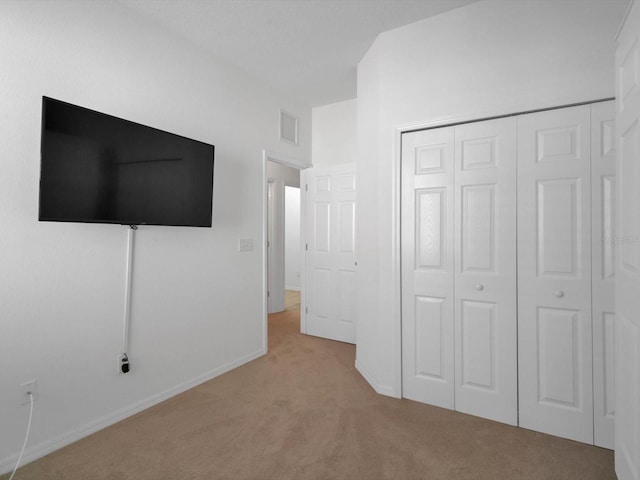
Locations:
615;5;640;477
591;101;616;449
517;106;593;444
305;164;357;344
453;117;518;425
401;127;455;409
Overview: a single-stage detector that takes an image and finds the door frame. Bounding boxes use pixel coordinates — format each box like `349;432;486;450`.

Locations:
261;149;308;354
614;2;640;477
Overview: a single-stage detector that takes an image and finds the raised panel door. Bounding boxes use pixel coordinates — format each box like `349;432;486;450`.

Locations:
305;164;356;344
517;106;593;443
402;127;455;409
453;117;517;426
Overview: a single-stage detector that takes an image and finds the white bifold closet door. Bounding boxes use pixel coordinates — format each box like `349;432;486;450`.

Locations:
401;127;455;409
453;118;517;425
517;105;594;444
401;117;518;425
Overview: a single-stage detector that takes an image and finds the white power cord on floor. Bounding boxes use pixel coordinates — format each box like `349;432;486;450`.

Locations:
8;392;34;480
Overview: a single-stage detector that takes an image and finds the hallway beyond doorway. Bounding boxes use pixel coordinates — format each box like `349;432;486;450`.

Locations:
284;289;300;311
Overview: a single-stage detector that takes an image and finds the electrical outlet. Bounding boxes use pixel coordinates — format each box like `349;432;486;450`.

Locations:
118;353;130;374
19;380;38;405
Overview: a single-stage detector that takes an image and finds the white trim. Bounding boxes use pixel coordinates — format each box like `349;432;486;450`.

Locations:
355;360;399;398
391;127;403;398
0;348;264;475
263;150;307;170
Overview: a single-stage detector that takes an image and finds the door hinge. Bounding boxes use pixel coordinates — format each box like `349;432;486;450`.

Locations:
305;184;308;191
305;243;308;251
305;307;308;314
267;291;270;297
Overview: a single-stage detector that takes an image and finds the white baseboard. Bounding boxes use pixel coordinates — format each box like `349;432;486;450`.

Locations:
0;348;265;475
355;359;398;398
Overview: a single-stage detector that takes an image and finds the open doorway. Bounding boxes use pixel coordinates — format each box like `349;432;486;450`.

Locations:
263;153;305;353
283;185;301;311
266;160;301;313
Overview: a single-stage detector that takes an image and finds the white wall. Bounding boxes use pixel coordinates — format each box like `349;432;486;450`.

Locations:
284;187;301;291
267;161;301;188
312;99;357;166
0;0;310;471
355;0;629;397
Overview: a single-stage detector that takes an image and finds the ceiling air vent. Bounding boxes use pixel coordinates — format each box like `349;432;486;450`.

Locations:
280;110;299;145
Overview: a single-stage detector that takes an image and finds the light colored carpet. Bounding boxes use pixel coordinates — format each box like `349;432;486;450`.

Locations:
3;306;614;479
284;289;300;311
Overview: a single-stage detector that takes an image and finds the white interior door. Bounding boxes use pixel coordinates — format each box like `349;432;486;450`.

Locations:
517;105;594;444
305;164;356;344
615;5;640;478
591;100;616;449
267;178;285;313
453;117;517;425
267;180;277;313
401;127;455;409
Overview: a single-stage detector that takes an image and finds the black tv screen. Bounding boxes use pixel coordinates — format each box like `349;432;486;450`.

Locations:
39;97;215;227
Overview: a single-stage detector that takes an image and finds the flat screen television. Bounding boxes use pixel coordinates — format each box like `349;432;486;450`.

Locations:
39;97;215;227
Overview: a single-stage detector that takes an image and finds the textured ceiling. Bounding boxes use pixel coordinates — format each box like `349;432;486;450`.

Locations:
117;0;479;107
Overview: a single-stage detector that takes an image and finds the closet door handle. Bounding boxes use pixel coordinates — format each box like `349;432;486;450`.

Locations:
554;290;564;298
475;284;484;291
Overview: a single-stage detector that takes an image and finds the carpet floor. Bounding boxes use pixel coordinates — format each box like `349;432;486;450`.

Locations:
3;302;615;479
